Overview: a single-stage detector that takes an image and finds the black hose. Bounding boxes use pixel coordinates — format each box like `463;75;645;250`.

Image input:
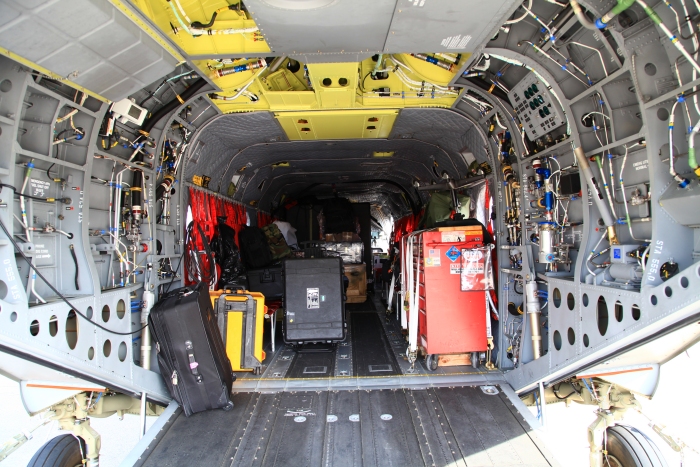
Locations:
140;78;208;136
131;171;143;208
191;5;237;28
69;244;79;290
464;77;510;103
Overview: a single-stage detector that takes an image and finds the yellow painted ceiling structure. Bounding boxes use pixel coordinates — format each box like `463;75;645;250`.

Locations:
131;0;468;140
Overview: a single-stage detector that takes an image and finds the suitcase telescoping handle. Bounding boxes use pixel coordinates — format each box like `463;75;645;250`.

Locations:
185;340;203;383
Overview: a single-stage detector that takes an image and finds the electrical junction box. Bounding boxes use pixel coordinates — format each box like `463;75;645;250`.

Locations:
610;244;638;264
507;75;565;141
112;98;147;126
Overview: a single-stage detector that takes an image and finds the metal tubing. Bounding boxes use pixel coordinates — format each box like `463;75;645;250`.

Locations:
574;147;618;243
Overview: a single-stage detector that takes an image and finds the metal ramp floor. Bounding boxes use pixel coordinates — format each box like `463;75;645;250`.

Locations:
135;385;555;467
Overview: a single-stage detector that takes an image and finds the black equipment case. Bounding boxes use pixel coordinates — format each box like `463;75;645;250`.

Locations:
246;265;284;300
149;283;235;416
283;257;346;343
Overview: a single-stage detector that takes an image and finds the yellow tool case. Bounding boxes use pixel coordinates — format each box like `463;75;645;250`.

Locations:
210;288;266;375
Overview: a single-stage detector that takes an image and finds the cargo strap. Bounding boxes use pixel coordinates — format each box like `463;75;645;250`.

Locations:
185;340;203;383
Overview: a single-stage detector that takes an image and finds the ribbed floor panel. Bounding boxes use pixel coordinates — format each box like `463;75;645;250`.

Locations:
139;386;554;467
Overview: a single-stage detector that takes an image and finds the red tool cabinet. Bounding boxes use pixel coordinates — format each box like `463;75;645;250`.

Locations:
411;226;489;355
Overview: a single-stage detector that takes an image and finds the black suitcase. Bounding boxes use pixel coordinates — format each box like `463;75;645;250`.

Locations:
283;258;346;343
149;283;235;416
246;265;284;300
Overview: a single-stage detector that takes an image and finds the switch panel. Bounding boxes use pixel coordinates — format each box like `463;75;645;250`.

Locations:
507;75;565;141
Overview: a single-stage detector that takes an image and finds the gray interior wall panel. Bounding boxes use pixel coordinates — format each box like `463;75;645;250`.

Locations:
0;0;179;101
384;0;519;53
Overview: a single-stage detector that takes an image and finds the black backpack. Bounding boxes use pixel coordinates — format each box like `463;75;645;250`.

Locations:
238;226;272;269
324;197;355;233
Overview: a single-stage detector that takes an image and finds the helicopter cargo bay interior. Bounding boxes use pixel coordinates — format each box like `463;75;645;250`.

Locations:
0;0;699;466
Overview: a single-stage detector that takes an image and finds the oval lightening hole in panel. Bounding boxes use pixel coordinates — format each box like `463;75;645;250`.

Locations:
118;342;127;362
552;288;561;308
103;340;112;358
117;300;126;319
567;327;575;345
632;304;641;320
553;330;562;350
66;310;78;350
567;293;575;310
49;315;58;337
597;296;609;336
102;305;110;323
614;301;623;322
30;319;39;336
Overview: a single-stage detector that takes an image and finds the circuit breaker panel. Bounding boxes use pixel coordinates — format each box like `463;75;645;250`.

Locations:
507;74;566;141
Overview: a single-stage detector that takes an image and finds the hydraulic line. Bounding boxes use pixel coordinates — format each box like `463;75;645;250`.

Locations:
594;155;618;220
566;42;608;78
504;0;532;25
520;2;556;43
211;59;265;78
688;119;700;179
595;0;636;29
619;143;651;241
19;161;46;303
521;41;590;87
208;62;267;101
678;0;700;117
574;146;619;244
636;0;700;74
586;230;609;276
668;98;691;188
410;53;454;71
570;0;598;30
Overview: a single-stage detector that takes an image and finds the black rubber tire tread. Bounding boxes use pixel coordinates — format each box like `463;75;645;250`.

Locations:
606;424;668;467
27;434;83;467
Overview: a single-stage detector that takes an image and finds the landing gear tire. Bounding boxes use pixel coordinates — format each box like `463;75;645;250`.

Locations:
27;434;85;467
604;425;668;467
426;354;438;371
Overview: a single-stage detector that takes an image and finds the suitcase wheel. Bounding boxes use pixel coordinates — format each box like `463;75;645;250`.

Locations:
426;354;438;372
222;401;234;411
